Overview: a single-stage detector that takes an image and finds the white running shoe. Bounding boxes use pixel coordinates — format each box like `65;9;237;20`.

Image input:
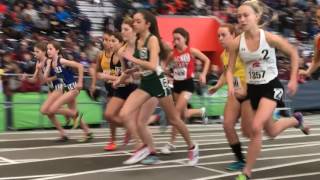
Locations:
160;142;176;155
188;143;199;166
201;107;209;124
123;146;150;165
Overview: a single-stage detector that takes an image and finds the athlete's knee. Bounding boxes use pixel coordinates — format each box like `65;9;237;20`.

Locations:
136;118;146;129
167;114;181;127
264;129;277;139
40;107;50;115
104;111;115;122
223;120;236;132
179;110;187;121
251;124;263;138
242;129;252;138
118;110;129;123
47;106;57;116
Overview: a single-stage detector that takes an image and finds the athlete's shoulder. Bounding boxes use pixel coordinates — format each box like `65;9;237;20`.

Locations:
230;35;241;51
264;31;286;48
314;34;320;47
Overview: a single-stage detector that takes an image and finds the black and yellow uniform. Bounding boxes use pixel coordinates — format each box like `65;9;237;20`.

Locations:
134;34;171;97
99;51;114;97
221;50;248;103
110;53;137;99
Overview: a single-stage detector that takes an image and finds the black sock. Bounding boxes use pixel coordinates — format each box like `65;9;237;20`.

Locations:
150;151;157;156
230;143;245;162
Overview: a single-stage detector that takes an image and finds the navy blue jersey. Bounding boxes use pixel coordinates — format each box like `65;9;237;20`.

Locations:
53;57;77;91
42;60;63;91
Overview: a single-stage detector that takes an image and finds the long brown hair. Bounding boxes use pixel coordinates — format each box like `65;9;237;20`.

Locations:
34;42;47;52
135;10;168;60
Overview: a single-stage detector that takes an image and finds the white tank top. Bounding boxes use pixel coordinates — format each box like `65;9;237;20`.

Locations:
239;29;278;84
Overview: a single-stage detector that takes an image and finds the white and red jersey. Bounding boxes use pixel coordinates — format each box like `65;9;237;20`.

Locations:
239;29;278;85
172;47;195;81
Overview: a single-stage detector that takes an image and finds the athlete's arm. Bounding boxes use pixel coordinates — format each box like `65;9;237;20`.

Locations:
266;32;298;95
191;48;210;85
226;37;240;96
89;51;102;94
22;62;40;83
60;58;84;90
302;35;320;76
42;59;56;84
123;36;160;71
208;57;226;94
112;47;131;87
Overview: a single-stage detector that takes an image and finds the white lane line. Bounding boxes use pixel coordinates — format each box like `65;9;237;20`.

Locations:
108;161;228;174
0;135;319;164
28;143;320;180
2;140;319;165
0;124;318;139
1;131;319;153
198;152;320;166
0;132;228;142
0;126;319;142
0;174;65;180
0;151;131;167
0;131;236;142
192;158;320;180
40;148;320;176
255;172;320;180
0;157;16;164
176;161;227;174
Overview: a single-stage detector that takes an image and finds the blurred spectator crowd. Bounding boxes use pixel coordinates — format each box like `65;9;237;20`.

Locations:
1;0;320;93
111;0;320;80
0;0;97;92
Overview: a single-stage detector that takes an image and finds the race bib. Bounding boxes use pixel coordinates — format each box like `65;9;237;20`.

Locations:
248;70;266;81
233;76;241;89
47;82;54;89
247;61;267;83
65;82;77;90
115;67;122;76
173;67;187;80
160;76;170;89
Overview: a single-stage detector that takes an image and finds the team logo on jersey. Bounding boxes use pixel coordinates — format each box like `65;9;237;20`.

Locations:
174;53;190;68
252;61;260;68
139;47;148;60
55;66;63;73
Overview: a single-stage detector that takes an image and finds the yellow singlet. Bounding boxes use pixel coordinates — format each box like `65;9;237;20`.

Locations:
221;50;246;88
100;51;111;72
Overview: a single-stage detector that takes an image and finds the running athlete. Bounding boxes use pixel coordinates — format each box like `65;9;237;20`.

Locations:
114;17;161;147
90;31;120;151
208;24;248;171
118;10;199;166
103;31;143;150
160;27;210;154
299;7;320;78
226;1;310;179
46;41;93;142
22;42;68;141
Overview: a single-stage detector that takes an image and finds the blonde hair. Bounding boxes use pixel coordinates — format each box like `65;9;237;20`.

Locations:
241;0;275;28
122;16;134;28
241;0;263;18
